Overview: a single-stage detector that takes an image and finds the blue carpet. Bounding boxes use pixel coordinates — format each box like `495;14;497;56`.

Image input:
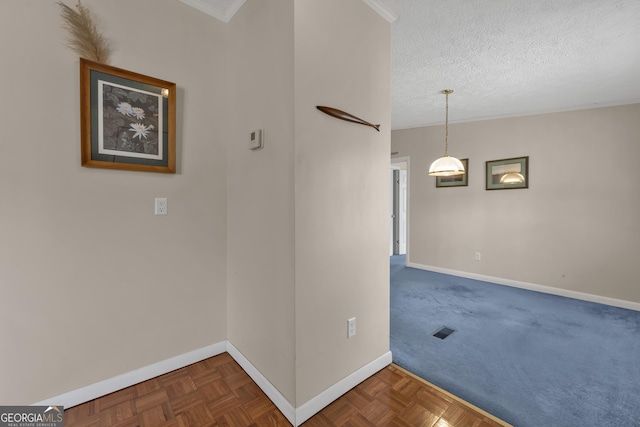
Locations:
390;255;640;427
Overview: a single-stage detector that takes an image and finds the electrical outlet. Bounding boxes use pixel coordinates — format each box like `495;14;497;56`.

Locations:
155;198;167;215
474;252;481;261
347;317;356;338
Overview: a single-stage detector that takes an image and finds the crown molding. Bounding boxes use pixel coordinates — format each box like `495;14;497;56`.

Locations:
224;0;247;21
178;0;246;23
362;0;398;23
181;0;396;24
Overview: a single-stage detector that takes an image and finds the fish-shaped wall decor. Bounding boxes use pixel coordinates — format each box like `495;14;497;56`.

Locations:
316;106;380;132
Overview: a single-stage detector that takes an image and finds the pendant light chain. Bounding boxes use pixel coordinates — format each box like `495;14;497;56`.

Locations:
444;91;449;156
428;88;464;177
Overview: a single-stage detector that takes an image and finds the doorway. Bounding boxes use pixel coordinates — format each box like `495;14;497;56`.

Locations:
390;157;408;256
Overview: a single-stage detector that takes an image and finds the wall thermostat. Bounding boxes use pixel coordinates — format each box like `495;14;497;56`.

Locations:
249;129;263;150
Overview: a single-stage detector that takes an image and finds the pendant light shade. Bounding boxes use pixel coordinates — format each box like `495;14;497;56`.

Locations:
429;156;466;176
500;172;525;184
429;89;465;177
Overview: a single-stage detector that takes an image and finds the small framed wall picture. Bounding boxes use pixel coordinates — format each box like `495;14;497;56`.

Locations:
436;158;469;188
80;58;176;173
486;156;529;190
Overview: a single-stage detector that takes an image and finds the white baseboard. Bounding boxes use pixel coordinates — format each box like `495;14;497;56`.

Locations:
226;342;296;425
226;344;392;426
407;261;640;312
295;351;393;425
32;341;227;408
32;340;391;427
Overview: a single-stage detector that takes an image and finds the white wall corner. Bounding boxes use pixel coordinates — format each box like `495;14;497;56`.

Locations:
407;262;640;312
32;342;227;408
361;0;398;23
225;344;392;426
225;342;296;425
295;351;393;426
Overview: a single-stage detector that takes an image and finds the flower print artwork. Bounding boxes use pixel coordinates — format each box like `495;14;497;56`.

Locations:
80;58;175;173
132;107;145;120
129;123;154;139
116;102;134;116
98;80;162;159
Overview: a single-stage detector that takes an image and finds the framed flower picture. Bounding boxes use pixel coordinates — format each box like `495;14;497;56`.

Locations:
80;58;176;173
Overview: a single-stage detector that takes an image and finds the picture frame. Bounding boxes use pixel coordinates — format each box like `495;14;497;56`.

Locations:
436;158;469;187
485;156;529;190
80;58;176;173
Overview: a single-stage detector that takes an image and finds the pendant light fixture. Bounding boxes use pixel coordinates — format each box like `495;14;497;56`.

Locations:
500;172;525;184
428;89;465;176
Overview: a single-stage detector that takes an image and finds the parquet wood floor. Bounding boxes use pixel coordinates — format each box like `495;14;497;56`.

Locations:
64;352;510;427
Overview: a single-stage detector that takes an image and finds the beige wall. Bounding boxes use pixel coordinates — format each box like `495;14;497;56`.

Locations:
294;0;391;405
1;0;391;411
0;0;228;404
226;0;297;403
392;104;640;303
227;0;391;408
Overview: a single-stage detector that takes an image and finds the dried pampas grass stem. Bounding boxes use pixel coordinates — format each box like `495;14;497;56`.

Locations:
58;1;111;64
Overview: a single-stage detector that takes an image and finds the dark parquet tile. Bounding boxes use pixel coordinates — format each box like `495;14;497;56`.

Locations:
64;353;510;427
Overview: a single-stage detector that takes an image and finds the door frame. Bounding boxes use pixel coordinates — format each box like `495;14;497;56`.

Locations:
390;156;410;262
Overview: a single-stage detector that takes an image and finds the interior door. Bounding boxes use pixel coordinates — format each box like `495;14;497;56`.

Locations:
392;169;400;255
390;169;395;255
398;169;407;254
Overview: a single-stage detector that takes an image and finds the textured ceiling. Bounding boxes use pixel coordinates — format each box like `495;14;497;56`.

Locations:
180;0;640;130
382;0;640;129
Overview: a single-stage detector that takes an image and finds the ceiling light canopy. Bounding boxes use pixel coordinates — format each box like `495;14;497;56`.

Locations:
429;90;465;177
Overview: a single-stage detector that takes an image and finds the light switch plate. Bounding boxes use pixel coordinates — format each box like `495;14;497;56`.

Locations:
249;129;263;150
